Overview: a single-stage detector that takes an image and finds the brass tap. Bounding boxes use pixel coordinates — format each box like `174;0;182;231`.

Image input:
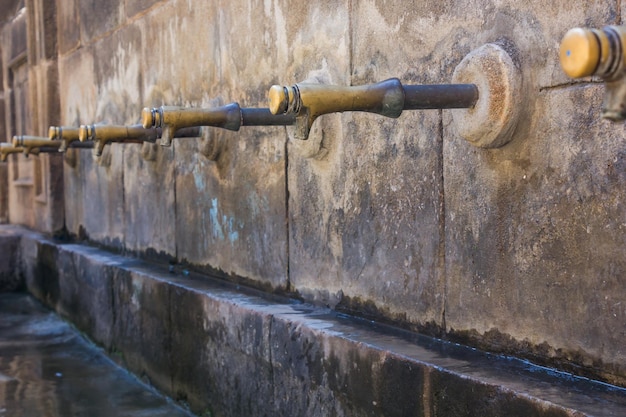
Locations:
268;78;478;140
12;136;61;156
141;103;242;147
49;126;81;152
79;124;153;157
269;78;404;140
560;25;626;120
0;143;26;162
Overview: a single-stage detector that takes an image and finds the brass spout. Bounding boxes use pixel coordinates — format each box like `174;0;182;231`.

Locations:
268;78;478;140
0;143;27;162
79;124;154;157
560;26;626;120
12;135;61;156
141;103;242;147
49;126;81;152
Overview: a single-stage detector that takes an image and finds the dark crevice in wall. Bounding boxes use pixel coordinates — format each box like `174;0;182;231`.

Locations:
109;259;117;350
538;80;602;92
437;110;446;333
348;0;354;85
121;146;127;253
167;282;174;395
267;315;276;412
173;143;178;262
284;131;290;292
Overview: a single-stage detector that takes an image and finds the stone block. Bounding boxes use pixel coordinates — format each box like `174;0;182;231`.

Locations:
125;0;161;18
78;147;125;249
168;284;214;410
22;236;60;306
79;0;123;43
91;24;143;120
288;2;446;326
58;47;94;239
0;162;8;224
123;144;176;259
169;281;272;414
36;0;58;61
444;83;626;385
60;23;143;249
289;110;445;325
174;129;288;289
215;0;349;99
111;265;173;394
138;0;221;105
42;153;65;233
58;44;96;125
62;149;86;239
428;370;573;417
0;227;22;291
2;6;27;62
56;0;80;54
54;244;115;348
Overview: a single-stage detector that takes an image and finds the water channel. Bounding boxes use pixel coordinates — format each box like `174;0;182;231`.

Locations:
0;292;194;417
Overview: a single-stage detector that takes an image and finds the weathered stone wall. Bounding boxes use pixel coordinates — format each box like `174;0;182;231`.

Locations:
1;0;63;233
3;0;626;386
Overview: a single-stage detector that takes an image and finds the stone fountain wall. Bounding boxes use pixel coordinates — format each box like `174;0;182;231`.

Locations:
1;0;625;387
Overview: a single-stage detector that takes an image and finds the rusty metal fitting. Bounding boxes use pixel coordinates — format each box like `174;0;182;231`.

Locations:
560;26;626;80
78;125;93;142
560;25;626;121
142;104;242;147
50;126;81;152
141;107;162;129
268;78;478;140
12;135;61;156
0;143;25;161
80;124;150;157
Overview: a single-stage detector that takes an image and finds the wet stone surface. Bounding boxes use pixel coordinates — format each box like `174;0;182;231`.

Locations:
0;292;193;417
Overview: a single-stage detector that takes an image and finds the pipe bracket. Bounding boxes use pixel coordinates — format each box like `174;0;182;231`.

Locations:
451;43;522;148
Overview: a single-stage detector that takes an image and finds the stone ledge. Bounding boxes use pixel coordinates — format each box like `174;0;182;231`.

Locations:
2;224;625;416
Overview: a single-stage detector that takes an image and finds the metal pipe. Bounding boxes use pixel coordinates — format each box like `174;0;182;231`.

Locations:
403;84;478;109
268;78;478;140
159;126;202;138
241;108;296;126
68;141;94;149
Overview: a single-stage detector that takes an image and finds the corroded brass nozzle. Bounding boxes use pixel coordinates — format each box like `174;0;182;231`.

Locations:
0;143;26;162
560;25;626;120
49;126;82;152
12;136;61;156
141;104;242;147
79;124;153;157
268;78;477;140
